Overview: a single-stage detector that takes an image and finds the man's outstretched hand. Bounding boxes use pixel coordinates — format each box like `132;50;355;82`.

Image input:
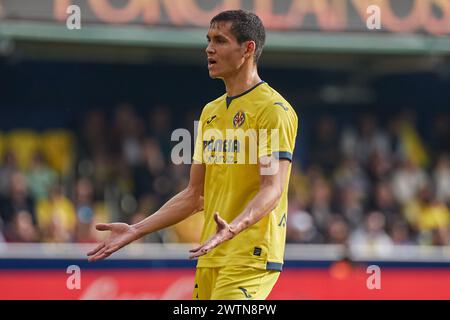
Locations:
189;212;236;259
87;223;140;262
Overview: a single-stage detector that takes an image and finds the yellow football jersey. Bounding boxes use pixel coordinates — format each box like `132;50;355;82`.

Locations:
193;81;298;271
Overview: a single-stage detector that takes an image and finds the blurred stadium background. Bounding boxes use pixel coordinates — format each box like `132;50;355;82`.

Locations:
0;0;449;299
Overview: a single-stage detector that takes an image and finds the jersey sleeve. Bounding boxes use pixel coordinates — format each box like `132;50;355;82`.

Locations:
257;101;298;162
193;107;207;163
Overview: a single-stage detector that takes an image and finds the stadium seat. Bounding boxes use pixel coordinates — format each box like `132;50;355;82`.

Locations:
40;129;75;176
7;129;41;171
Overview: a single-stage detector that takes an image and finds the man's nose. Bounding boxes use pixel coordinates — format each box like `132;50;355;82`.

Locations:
206;43;215;55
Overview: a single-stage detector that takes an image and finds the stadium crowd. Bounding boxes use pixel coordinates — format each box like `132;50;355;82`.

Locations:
0;103;449;253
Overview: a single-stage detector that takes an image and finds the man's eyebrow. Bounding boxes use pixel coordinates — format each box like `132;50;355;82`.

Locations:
208;34;228;41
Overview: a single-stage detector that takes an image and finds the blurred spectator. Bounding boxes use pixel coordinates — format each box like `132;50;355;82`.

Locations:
73;177;110;243
333;156;371;201
336;184;365;230
367;150;392;184
77;110;114;195
3;210;39;242
90;147;116;199
36;184;76;242
132;137;166;199
430;114;450;158
287;198;324;243
0;151;18;196
348;211;394;257
430;228;449;246
112;103;145;167
369;181;402;226
148;106;173;160
78;109;111;160
410;185;450;246
288;163;311;209
308;115;340;175
0;172;36;228
26;151;57;201
433;154;450;205
325;215;349;245
391;159;428;204
0;217;5;243
307;177;334;235
389;218;415;245
340;114;391;165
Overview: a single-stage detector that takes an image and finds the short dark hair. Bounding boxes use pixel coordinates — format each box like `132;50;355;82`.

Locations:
210;10;266;64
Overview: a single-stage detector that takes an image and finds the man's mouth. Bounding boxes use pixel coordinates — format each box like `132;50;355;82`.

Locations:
208;58;217;67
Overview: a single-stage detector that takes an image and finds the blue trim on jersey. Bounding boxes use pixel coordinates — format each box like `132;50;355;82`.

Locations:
266;262;283;271
226;81;266;108
273;151;293;162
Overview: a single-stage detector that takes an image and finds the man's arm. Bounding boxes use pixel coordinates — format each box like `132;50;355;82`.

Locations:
87;163;205;262
189;157;290;258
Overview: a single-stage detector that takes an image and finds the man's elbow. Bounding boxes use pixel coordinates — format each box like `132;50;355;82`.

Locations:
266;183;283;208
273;186;283;206
185;186;204;212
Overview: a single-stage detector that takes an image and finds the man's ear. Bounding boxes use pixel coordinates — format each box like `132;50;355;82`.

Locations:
244;41;256;59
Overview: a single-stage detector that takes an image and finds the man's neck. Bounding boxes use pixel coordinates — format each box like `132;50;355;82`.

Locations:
224;65;262;97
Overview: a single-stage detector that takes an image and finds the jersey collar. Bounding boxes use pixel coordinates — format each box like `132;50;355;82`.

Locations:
225;81;266;108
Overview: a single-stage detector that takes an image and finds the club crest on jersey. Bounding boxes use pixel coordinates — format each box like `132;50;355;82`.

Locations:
233;111;245;128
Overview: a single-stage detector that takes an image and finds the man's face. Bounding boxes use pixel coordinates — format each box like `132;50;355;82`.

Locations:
206;21;247;79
